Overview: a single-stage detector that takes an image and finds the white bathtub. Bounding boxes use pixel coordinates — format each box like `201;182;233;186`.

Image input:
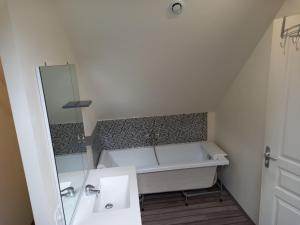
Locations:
98;142;229;194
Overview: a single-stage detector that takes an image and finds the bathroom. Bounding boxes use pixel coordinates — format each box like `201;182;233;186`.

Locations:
0;0;300;225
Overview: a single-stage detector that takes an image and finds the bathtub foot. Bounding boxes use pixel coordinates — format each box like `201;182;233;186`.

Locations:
181;167;226;205
139;194;145;211
185;195;189;206
218;166;224;203
182;191;189;206
218;178;224;202
182;185;223;206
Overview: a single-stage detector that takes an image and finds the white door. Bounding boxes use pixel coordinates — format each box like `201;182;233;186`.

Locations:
259;15;300;225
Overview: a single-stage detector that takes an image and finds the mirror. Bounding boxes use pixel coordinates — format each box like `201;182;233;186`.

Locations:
39;64;88;225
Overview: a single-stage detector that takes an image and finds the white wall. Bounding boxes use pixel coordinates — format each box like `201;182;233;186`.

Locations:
0;1;95;224
0;60;33;225
55;0;284;121
214;0;300;223
0;4;56;224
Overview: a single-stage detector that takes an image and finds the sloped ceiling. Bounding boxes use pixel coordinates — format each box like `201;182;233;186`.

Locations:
55;0;284;120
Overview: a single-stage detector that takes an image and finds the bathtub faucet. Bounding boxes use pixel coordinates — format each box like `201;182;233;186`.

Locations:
147;129;160;146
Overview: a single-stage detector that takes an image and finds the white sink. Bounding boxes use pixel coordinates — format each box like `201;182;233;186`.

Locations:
71;167;141;225
93;175;130;212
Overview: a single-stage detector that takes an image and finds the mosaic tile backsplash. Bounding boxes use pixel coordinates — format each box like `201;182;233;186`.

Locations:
50;123;86;155
92;113;207;152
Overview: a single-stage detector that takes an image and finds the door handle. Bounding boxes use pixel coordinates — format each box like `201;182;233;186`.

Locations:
264;151;278;161
264;146;278;168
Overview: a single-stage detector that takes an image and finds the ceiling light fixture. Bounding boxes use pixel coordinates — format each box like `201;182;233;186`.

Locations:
170;0;184;15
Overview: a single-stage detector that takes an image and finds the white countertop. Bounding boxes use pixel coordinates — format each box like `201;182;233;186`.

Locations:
71;167;142;225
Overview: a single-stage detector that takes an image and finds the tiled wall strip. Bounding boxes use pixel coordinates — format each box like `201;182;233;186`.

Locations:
92;113;207;152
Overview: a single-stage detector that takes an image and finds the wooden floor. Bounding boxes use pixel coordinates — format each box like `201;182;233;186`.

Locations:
141;189;255;225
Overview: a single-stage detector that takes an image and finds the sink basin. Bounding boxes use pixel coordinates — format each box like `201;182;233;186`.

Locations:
93;175;130;212
72;167;141;225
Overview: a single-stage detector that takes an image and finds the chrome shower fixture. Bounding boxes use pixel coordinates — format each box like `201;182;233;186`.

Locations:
280;16;300;52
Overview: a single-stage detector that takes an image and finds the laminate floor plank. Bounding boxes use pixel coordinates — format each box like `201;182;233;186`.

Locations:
141;190;255;225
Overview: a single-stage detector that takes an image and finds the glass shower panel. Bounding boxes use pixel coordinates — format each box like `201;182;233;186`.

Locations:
39;64;88;225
